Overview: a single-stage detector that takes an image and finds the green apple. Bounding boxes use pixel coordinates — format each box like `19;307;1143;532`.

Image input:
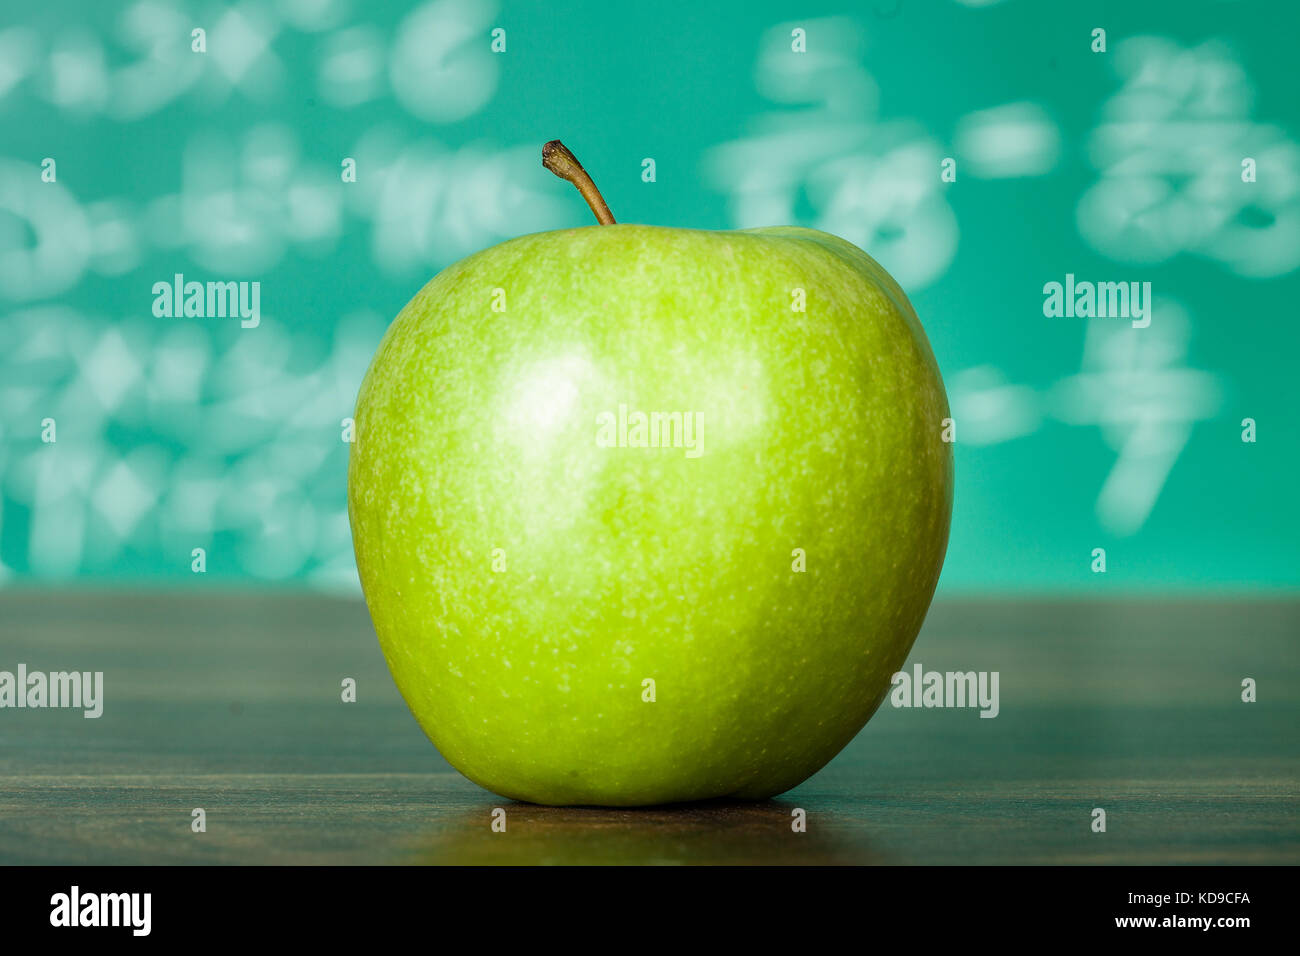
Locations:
348;142;952;806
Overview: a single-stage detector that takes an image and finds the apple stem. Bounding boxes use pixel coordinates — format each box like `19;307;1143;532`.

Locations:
543;140;617;225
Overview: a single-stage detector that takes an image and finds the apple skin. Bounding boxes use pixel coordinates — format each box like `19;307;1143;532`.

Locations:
348;223;952;806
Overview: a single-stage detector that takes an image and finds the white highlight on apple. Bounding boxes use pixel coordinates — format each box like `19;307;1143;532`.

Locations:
503;356;593;438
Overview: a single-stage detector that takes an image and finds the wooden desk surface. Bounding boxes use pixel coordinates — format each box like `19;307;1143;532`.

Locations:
1;592;1296;865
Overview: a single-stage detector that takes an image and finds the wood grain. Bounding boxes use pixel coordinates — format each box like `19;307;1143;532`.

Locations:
1;592;1296;864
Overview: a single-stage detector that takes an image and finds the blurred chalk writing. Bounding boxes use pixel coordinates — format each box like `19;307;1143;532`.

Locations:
0;1;1294;589
1077;36;1300;278
951;300;1222;536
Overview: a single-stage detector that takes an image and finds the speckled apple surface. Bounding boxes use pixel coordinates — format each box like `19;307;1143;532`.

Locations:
348;224;952;806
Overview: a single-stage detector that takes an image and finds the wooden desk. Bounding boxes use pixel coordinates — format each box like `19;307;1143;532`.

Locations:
1;593;1296;864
